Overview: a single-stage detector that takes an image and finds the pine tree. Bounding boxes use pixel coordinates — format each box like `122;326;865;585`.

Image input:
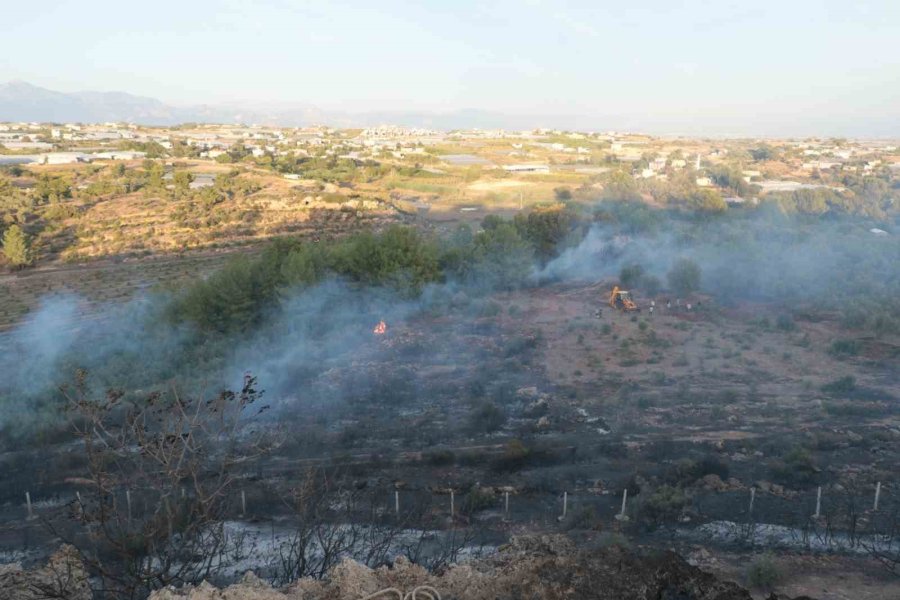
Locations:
2;224;32;268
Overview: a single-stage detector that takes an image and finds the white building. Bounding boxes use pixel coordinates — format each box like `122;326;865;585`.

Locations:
503;163;550;174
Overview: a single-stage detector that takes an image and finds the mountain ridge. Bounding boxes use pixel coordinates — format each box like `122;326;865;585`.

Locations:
0;80;531;130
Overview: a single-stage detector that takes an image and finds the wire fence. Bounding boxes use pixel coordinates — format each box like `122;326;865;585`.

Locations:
15;479;897;544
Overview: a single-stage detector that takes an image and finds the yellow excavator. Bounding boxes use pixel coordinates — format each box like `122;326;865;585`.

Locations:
609;286;640;312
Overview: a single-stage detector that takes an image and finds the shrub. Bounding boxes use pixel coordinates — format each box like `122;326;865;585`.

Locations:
619;263;645;288
491;439;531;473
745;553;782;590
637;485;688;525
423;449;455;466
769;446;817;486
467;402;506;434
462;487;496;514
829;339;860;358
821;375;856;395
561;506;601;532
775;314;796;331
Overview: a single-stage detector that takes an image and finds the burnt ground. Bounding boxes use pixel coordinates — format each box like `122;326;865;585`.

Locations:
1;278;899;598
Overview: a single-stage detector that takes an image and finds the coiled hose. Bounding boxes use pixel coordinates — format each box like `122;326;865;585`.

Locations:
360;585;441;600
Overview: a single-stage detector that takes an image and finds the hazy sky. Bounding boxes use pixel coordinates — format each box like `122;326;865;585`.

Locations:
2;0;899;134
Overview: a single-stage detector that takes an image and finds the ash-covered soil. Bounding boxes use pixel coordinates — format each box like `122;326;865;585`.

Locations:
139;535;810;600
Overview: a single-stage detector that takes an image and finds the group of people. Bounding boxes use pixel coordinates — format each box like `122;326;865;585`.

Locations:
647;297;701;316
595;295;702;318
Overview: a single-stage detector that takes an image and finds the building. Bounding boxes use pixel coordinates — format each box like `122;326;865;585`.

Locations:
503;163;550;174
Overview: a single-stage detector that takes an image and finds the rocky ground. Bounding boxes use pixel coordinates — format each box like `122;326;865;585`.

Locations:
0;545;91;600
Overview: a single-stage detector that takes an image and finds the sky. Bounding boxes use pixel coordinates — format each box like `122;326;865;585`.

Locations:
2;0;899;135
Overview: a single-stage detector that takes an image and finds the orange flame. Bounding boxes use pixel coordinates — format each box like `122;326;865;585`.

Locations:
373;320;387;335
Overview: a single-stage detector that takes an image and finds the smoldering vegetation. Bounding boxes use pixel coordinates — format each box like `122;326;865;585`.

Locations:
1;196;899;598
545;202;900;333
0;199;898;441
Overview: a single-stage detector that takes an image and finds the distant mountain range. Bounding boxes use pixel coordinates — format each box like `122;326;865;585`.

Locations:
2;80;898;137
0;80;559;130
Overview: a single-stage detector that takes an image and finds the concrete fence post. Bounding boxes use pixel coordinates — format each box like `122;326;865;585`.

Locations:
615;489;629;521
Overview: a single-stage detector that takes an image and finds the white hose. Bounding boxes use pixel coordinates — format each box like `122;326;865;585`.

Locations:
360;589;403;600
405;586;441;600
360;586;441;600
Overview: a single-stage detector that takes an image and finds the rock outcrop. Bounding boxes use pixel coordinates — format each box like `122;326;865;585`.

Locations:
0;545;91;600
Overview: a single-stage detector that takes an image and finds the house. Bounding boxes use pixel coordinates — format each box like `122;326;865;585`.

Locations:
801;160;841;171
91;151;146;161
696;177;712;187
40;152;91;165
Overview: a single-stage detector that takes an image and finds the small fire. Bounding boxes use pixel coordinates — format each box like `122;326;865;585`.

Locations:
373;320;387;335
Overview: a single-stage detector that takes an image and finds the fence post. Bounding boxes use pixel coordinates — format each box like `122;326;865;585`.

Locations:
126;490;132;522
615;489;629;521
394;490;400;517
504;491;510;520
749;488;755;516
450;490;455;517
25;492;35;521
873;481;882;512
241;490;247;517
813;486;822;519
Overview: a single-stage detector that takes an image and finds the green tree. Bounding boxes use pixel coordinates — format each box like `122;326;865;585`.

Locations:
667;258;701;296
281;243;329;288
2;224;32;268
553;186;573;201
143;161;165;191
619;263;645;288
172;171;194;198
470;222;533;290
513;206;581;261
750;145;775;161
330;226;441;296
688;188;727;213
34;175;71;203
